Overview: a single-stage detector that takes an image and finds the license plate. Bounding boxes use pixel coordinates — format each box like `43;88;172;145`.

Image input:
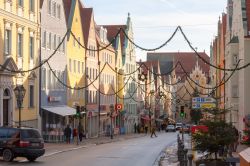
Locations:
31;143;40;146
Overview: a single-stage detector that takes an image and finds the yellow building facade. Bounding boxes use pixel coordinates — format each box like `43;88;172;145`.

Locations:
0;0;40;127
64;0;85;108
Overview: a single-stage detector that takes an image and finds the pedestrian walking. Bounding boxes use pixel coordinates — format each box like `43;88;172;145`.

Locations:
151;126;157;138
73;128;78;145
78;122;84;142
145;124;148;134
134;123;137;133
64;124;71;144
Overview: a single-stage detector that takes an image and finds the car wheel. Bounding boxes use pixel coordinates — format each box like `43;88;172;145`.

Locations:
3;149;14;162
27;157;37;162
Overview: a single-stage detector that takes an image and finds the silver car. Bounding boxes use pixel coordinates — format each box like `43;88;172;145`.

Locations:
165;125;176;132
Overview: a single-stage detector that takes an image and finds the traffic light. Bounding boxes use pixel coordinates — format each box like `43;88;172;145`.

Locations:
76;106;81;118
180;106;185;118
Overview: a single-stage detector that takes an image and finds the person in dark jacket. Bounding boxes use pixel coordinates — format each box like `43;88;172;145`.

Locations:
78;122;84;142
64;124;71;144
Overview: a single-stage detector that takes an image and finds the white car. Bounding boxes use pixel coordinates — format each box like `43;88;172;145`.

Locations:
165;125;176;132
175;123;183;130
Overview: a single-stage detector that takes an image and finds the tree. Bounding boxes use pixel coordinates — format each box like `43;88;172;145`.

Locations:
192;120;236;160
190;109;202;125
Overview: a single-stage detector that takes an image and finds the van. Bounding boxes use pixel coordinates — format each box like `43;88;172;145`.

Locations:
0;127;45;162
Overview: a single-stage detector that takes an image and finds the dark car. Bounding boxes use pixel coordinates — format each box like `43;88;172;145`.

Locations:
0;127;45;162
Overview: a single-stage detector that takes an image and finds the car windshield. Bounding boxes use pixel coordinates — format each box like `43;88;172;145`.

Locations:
21;129;42;139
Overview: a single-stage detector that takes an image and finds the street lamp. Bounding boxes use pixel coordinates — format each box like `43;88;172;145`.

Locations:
109;104;115;139
14;85;26;128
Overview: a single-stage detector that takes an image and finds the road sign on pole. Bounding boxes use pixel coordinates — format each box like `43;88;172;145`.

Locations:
192;97;216;109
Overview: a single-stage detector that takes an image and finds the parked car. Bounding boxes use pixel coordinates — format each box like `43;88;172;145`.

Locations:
179;126;190;133
175;123;183;130
0;127;45;162
165;125;176;132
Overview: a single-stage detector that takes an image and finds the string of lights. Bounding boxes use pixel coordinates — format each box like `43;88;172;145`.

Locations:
178;26;250;71
0;29;69;73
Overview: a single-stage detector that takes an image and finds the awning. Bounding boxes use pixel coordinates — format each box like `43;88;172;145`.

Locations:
42;105;76;116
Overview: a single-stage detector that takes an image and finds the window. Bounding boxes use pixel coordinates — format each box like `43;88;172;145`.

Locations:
53;34;56;49
78;37;80;48
86;90;89;103
48;32;51;49
57;4;61;19
232;55;238;65
48;0;51;15
5;29;11;55
89;90;92;103
29;0;34;12
78;61;80;73
29;36;34;59
74;60;76;73
62;40;65;52
73;38;76;47
42;68;46;89
89;68;92;79
82;62;84;73
17;33;23;57
52;2;56;17
58;36;61;51
69;59;72;72
232;85;238;98
29;85;34;107
42;31;46;48
18;0;23;7
48;70;51;89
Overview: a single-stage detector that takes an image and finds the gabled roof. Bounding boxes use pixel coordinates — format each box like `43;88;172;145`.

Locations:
103;25;127;52
147;52;210;79
40;0;44;8
80;8;93;47
63;0;74;25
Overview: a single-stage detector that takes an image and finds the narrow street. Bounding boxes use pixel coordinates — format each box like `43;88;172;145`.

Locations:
0;132;177;166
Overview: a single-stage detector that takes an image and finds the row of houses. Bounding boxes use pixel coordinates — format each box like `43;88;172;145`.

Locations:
0;0;175;141
211;0;250;132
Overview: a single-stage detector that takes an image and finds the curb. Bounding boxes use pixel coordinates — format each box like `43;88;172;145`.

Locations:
43;134;145;158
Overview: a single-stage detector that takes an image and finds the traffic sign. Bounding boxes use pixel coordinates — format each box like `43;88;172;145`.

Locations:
192;103;216;109
192;97;216;103
116;104;123;110
200;103;216;109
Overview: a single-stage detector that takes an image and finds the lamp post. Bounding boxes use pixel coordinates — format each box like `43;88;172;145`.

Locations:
109;104;114;139
138;72;148;130
14;85;26;128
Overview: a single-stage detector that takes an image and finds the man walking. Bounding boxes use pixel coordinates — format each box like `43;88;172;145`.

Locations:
151;125;157;138
64;124;71;144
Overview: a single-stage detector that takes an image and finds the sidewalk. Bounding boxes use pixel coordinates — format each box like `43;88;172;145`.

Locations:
159;133;191;166
44;133;145;157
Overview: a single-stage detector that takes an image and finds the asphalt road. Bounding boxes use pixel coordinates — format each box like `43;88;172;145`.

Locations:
0;132;178;166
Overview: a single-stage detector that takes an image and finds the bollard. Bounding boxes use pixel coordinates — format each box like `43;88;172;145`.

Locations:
183;149;188;166
179;144;185;166
187;154;193;166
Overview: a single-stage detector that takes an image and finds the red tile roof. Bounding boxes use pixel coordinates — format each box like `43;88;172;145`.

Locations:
102;25;127;51
80;8;93;46
62;0;72;24
147;52;210;79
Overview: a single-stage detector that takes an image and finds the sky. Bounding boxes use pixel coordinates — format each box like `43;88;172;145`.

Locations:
82;0;227;61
